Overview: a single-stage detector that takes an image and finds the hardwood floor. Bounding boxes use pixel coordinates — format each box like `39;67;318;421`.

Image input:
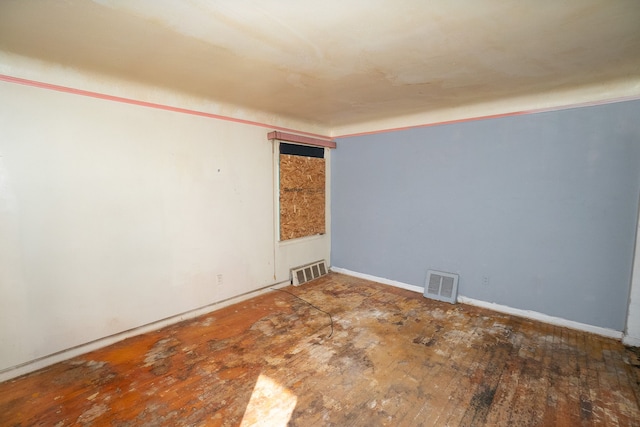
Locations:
1;273;639;426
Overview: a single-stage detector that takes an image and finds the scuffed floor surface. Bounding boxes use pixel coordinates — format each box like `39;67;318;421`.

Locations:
1;273;639;426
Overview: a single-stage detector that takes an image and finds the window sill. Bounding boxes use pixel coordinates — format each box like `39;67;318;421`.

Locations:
278;233;326;247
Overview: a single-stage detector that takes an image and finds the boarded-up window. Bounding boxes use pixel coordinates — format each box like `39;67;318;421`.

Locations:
279;143;325;240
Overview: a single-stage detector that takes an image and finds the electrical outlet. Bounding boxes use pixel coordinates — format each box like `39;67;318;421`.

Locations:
217;274;223;286
482;276;490;286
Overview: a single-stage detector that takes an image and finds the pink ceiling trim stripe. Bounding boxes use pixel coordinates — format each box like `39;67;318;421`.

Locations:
334;94;640;139
0;74;330;139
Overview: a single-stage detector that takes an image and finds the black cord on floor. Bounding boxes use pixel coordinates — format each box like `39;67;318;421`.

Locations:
271;287;334;338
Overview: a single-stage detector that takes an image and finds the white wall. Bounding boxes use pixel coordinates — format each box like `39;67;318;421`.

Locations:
625;196;640;346
0;75;330;376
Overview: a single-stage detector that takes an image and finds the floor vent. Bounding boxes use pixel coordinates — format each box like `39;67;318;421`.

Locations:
424;270;459;304
291;260;328;286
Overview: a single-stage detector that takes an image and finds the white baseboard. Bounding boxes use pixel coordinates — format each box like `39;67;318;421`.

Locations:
331;266;624;340
622;335;640;347
457;295;623;340
330;267;424;293
0;280;290;383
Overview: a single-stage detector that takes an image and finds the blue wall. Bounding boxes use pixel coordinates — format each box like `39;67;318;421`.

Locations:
331;100;640;331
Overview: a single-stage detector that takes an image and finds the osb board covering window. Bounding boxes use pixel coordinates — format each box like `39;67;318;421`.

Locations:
280;154;325;240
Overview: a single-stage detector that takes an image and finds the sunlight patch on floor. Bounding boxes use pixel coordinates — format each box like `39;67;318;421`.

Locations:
240;374;298;426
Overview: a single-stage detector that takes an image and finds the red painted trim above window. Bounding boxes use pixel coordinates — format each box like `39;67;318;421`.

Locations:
267;131;336;149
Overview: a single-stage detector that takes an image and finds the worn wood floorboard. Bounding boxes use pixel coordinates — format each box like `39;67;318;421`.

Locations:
1;273;639;426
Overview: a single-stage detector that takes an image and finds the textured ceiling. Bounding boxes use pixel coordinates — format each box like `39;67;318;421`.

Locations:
1;0;639;131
